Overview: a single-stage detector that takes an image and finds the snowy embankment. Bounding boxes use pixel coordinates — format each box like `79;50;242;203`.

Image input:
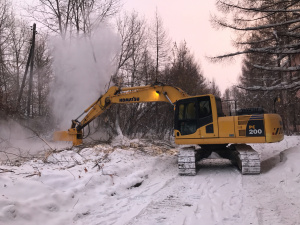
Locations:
0;136;300;225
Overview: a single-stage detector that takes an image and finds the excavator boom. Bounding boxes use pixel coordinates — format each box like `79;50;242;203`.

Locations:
54;84;189;146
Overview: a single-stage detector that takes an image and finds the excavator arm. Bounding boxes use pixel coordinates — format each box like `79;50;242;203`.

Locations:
54;84;189;146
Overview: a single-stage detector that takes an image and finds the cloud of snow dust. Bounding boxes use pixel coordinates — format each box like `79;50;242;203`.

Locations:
0;119;58;162
49;26;120;130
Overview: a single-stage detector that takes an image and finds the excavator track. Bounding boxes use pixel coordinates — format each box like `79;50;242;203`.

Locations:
178;148;196;176
230;144;261;175
177;144;260;176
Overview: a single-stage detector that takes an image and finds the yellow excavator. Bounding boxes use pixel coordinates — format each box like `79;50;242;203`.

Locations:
54;83;284;175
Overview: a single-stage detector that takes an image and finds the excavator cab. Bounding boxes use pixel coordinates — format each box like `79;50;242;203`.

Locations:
174;96;213;136
174;95;222;144
174;93;284;146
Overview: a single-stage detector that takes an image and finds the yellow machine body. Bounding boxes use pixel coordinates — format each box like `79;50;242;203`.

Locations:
174;114;283;145
174;94;283;145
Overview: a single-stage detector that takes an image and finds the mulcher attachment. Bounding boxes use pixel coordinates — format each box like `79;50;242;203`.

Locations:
53;128;83;146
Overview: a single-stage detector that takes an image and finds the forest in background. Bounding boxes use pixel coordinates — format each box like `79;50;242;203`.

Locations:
215;0;300;134
0;0;299;142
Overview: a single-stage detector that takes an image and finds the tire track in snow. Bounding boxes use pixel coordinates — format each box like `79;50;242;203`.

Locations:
127;159;245;225
126;176;199;225
75;152;268;225
191;160;244;225
241;174;300;225
76;155;180;225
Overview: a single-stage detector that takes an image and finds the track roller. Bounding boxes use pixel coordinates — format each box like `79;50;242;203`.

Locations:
230;144;261;175
178;147;196;176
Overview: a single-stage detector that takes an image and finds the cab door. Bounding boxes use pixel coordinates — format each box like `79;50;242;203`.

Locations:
175;98;198;135
174;95;219;139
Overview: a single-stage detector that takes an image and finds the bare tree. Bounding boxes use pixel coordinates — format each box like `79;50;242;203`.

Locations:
208;79;221;98
147;41;209;137
10;19;29;97
114;11;147;86
34;33;52;117
151;9;170;82
27;0;120;38
0;0;17;113
165;42;207;95
212;0;300;133
109;11;150;136
212;0;300;90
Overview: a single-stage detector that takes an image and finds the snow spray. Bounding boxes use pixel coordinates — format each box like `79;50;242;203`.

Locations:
49;26;120;130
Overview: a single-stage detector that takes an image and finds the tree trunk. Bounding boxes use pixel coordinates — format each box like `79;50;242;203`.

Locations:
27;23;36;117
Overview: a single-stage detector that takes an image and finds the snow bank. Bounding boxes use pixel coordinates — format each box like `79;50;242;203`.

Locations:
0;142;178;225
271;146;300;193
0;136;299;225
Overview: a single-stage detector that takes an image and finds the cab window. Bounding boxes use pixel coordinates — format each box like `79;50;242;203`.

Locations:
184;102;196;119
199;99;211;118
198;96;213;128
175;96;214;136
177;101;197;135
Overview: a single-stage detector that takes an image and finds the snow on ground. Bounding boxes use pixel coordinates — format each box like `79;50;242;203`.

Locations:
0;136;300;225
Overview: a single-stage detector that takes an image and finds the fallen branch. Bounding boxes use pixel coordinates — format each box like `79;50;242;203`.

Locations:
73;199;79;209
93;162;104;170
102;172;118;185
43;149;65;163
11;122;58;163
20;124;54;151
24;171;41;178
0;168;15;173
66;170;76;180
93;153;110;170
0;150;33;159
85;176;94;187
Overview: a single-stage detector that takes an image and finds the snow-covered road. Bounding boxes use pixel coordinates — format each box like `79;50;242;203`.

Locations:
0;136;300;225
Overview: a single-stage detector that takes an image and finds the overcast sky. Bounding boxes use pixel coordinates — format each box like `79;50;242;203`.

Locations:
15;0;242;94
123;0;242;94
